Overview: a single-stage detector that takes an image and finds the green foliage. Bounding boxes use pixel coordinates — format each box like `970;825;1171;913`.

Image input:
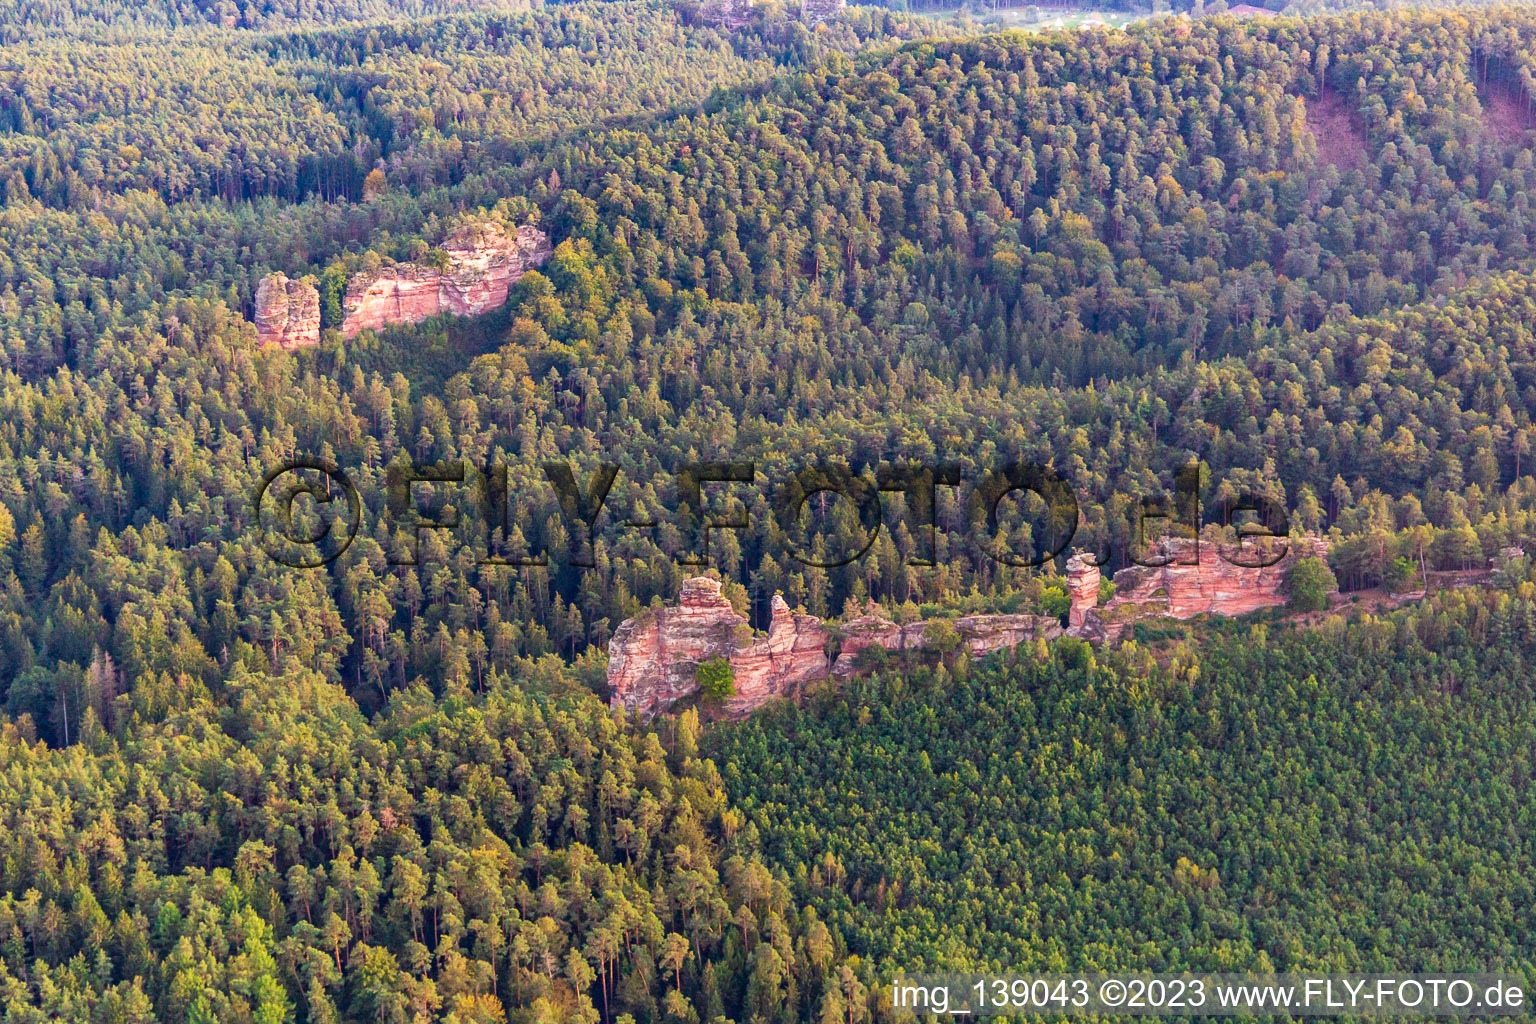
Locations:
1383;556;1418;594
2;3;1536;1018
318;262;348;331
696;656;736;699
1492;549;1532;590
921;618;961;656
0;668;874;1022
853;642;890;671
1288;556;1340;612
710;589;1536;973
1038;585;1071;621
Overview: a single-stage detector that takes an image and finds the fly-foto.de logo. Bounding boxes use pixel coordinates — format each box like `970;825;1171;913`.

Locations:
254;457;1291;571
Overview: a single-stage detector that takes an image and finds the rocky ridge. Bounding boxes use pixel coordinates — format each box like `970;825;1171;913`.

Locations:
1066;535;1332;642
607;578;828;718
830;606;1063;677
611;536;1338;717
340;222;551;337
608;578;1064;717
252;221;551;347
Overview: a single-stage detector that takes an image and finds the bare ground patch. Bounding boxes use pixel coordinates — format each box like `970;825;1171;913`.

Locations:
1476;75;1536;146
1303;90;1367;171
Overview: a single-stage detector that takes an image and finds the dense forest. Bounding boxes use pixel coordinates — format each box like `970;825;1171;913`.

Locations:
710;589;1536;976
0;0;531;35
4;0;1536;1019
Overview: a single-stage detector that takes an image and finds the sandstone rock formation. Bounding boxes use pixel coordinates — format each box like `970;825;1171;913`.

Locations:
340;222;552;338
253;273;321;349
608;578;829;718
611;538;1339;716
700;0;753;27
954;612;1065;655
725;595;830;716
609;579;1065;716
829;610;924;676
609;538;1338;715
1065;553;1101;634
1068;535;1333;641
830;606;1062;676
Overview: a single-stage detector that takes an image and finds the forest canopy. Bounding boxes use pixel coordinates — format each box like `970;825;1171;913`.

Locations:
1;0;1536;1020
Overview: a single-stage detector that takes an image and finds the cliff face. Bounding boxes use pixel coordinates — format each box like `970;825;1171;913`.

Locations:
830;612;923;676
253;273;320;349
607;579;830;718
956;612;1065;656
700;0;752;27
801;0;846;23
609;540;1336;715
1069;536;1332;640
609;580;1064;716
607;578;745;715
340;222;552;338
726;596;830;716
1065;554;1101;635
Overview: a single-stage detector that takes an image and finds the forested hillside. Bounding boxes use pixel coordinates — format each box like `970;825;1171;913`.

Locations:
711;590;1536;974
0;0;528;35
0;667;870;1023
5;0;1536;1020
10;7;1536;693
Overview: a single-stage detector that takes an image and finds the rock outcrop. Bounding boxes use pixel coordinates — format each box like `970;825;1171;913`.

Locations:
610;539;1337;716
829;611;924;676
609;579;1064;717
830;606;1062;676
1065;553;1101;634
954;612;1065;656
700;0;753;27
608;578;830;718
1069;535;1333;641
340;222;552;338
725;596;830;716
253;273;321;349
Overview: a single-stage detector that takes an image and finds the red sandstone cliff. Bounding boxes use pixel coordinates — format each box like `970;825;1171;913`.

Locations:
340;222;552;338
1068;536;1333;641
253;273;321;349
829;612;924;676
607;578;829;718
1065;553;1102;634
609;540;1337;715
609;579;1064;716
725;595;830;715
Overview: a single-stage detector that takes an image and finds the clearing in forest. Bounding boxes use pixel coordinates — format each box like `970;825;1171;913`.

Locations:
1304;90;1366;170
1475;74;1536;146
